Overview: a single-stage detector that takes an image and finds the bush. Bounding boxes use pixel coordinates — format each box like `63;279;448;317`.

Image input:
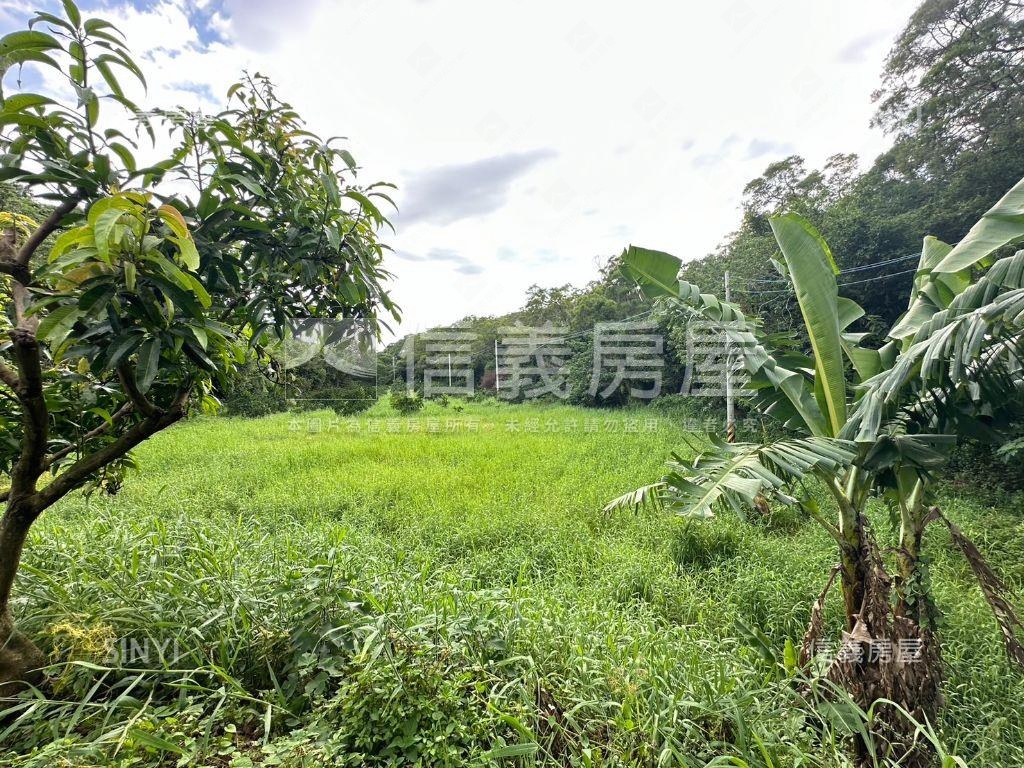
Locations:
390;389;423;415
292;381;376;416
220;357;375;418
219;361;288;417
947;439;1024;496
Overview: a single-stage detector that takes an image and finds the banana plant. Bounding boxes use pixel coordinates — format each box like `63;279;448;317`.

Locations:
613;176;1024;766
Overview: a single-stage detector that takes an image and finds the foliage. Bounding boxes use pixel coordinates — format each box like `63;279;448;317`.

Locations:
685;2;1024;339
0;0;396;680
373;1;1024;419
389;387;423;415
382;253;653;402
1;402;1018;765
616;175;1024;763
873;0;1024;165
218;360;288;418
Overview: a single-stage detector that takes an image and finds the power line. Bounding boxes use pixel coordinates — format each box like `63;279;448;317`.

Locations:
739;253;919;285
737;267;918;295
836;253;919;274
836;267;919;288
561;309;655;341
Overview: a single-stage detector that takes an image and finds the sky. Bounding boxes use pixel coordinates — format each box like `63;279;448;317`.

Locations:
0;0;917;339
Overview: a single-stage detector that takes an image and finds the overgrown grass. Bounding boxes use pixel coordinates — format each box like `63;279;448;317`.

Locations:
3;398;1024;766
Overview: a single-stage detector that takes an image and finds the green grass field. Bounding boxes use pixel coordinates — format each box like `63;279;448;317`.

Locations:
5;399;1024;766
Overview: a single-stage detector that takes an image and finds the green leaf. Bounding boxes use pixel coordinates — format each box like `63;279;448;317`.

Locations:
28;11;75;33
632;436;857;520
95;57;125;98
109;141;137;172
188;325;208;350
86;90;99;125
841;335;882;382
84;18;124;37
135;337;161;393
61;0;82;28
105;332;144;369
783;637;798;673
0;31;62;57
338;149;357;170
1;93;54;113
479;743;539;759
321;172;340;206
889;238;967;347
770;213;847;436
934;176;1024;274
49;225;92;261
620;245;682;299
837;296;864;331
836;296;879;381
171;235;200;271
104;48;147;90
0;112;50;131
88;406;113;426
125;726;185;756
150;253;210;307
343;189;384;224
157;204;189;240
221;172;263;196
36;304;81;345
93;207;128;262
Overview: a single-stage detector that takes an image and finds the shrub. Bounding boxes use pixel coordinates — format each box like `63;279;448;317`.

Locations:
220;357;375;418
390;389;423;415
219;361;288;417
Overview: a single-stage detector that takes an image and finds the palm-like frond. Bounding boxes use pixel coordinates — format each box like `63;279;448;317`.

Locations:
603;482;667;514
608;435;857;519
770;213;847;435
846;249;1024;442
626;246;831;437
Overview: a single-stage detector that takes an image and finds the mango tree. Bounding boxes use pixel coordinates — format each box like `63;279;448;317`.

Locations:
613;177;1024;766
0;1;397;688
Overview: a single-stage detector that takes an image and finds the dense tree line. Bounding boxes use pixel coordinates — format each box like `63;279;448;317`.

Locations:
696;0;1024;333
45;0;1019;415
382;0;1024;407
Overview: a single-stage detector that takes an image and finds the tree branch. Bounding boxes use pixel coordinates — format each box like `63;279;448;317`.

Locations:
0;359;18;391
0;226;31;290
34;387;190;514
14;194;83;268
0;260;31;285
117;366;160;417
7;329;48;501
41;402;134;472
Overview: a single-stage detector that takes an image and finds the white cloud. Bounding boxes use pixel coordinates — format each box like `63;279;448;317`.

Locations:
1;0;917;339
215;0;322;49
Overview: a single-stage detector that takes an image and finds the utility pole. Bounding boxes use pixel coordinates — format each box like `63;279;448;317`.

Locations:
448;353;452;388
724;271;735;443
494;339;500;395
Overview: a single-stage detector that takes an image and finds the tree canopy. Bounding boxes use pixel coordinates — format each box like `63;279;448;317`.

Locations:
0;0;397;686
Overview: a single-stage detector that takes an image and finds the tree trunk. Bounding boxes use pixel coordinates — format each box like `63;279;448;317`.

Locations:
0;498;46;695
896;514;927;624
830;517;943;768
838;510;869;632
